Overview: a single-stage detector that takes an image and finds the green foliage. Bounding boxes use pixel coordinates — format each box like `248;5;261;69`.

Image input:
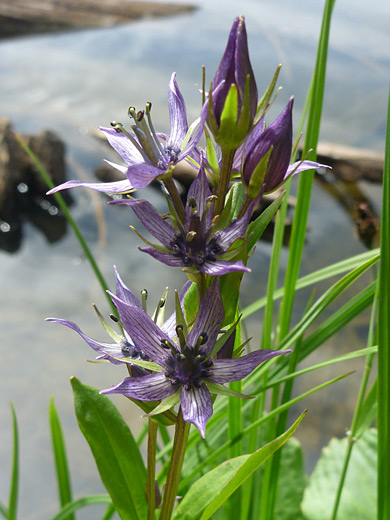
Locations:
7;404;19;520
301;430;377;520
172;412;306;520
71;377;147;520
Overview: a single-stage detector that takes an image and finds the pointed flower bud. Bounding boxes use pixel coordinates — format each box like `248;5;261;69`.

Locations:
208;16;258;151
235;98;330;199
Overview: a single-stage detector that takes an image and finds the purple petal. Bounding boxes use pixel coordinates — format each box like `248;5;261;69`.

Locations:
218;212;250;250
46;318;124;363
186;165;212;218
208;349;291;383
167;72;188;150
114;266;141;307
140;247;186;268
101;373;177;401
180;383;213;438
200;259;251;275
127;163;164;189
108;293;172;365
118;198;176;248
188;282;224;352
100;127;144;165
178;101;208;161
286;160;331;177
47;179;132;196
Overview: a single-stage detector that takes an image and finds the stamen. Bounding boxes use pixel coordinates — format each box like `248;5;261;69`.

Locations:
141;289;148;313
136;110;144;122
110;314;119;323
175;325;186;351
194;332;208;354
186;231;197;242
188;197;197;209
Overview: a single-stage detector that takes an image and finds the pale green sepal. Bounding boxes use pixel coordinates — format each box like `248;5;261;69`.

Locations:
152;287;169;328
230;182;247;219
130;226;171;253
92;304;122;343
236;75;252;139
247;145;273;200
101;353;162;372
205;381;254;400
255;64;282;124
204;127;220;181
216;84;240;149
181;116;201;150
246;190;285;251
143;390;181;417
175;289;188;338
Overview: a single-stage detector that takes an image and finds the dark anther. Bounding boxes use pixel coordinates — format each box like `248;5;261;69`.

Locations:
188;197;197;209
110;314;119;322
194;380;203;388
185;384;192;391
146;102;152;110
159;298;166;308
200;332;208;345
161;340;170;349
170;378;178;386
136;110;144;122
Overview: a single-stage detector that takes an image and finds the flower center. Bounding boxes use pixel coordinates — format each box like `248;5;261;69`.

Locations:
121;338;148;360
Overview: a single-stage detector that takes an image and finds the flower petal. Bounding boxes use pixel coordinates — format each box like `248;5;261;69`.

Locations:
127;163;163;189
167;72;188;150
101;373;177;401
100;127;144;165
46;318;125;364
217;212;250;251
108;293;172;365
113;266;141;307
47;179;132;196
188;281;224;352
180;383;213;438
186;165;212;218
208;349;291;383
139;247;186;268
118;198;176;248
200;259;251;275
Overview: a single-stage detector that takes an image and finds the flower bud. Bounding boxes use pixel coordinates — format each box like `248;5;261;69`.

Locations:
208;16;258;151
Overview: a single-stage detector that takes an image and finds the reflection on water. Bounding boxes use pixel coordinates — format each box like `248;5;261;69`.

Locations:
0;1;388;518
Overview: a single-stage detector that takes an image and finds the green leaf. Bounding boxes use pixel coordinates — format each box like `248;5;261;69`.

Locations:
247;145;272;200
71;377;147;520
274;438;306;520
255;64;282;123
8;404;19;520
246;190;285;251
143;390;181;417
355;378;377;440
0;501;7;519
172;412;306;520
49;397;75;519
205;381;253;400
301;429;377;520
49;495;112;520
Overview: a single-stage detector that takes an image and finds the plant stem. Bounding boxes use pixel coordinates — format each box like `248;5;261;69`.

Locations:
160;409;190;520
147;419;158;520
163;176;185;224
214;149;236;216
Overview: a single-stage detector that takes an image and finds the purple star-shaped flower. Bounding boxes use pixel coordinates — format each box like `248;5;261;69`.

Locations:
47;73;204;196
46;267;184;369
112;165;251;275
101;282;290;437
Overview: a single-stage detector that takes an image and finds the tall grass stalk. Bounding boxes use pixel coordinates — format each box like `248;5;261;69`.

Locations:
377;84;390;519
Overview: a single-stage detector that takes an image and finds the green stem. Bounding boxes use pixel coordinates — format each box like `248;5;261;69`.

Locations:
147;419;158;520
163;176;185;224
214;149;236;216
159;409;190;520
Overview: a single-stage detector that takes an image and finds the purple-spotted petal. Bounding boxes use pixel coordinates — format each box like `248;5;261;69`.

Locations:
167;72;188;149
188;282;224;352
46;318;125;363
127;163;164;189
200;259;251;276
180;383;213;438
47;179;132;196
101;373;177;401
113;266;141;307
208;349;291;384
109;293;172;365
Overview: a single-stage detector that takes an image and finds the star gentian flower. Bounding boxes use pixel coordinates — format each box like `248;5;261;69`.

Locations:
47;73;204;196
234;97;330;199
208;16;258;150
111;165;251;275
46;267;184;369
101;282;291;437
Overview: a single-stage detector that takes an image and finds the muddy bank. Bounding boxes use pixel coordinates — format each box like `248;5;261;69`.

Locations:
0;0;196;39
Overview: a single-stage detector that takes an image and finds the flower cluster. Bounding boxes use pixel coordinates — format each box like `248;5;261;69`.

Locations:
48;16;328;437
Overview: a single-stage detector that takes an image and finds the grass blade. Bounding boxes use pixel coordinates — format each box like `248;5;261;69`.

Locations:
49;495;112;520
49;397;75;519
8;404;19;520
377;83;390;519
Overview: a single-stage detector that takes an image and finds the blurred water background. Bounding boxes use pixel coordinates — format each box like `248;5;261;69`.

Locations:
0;0;389;517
